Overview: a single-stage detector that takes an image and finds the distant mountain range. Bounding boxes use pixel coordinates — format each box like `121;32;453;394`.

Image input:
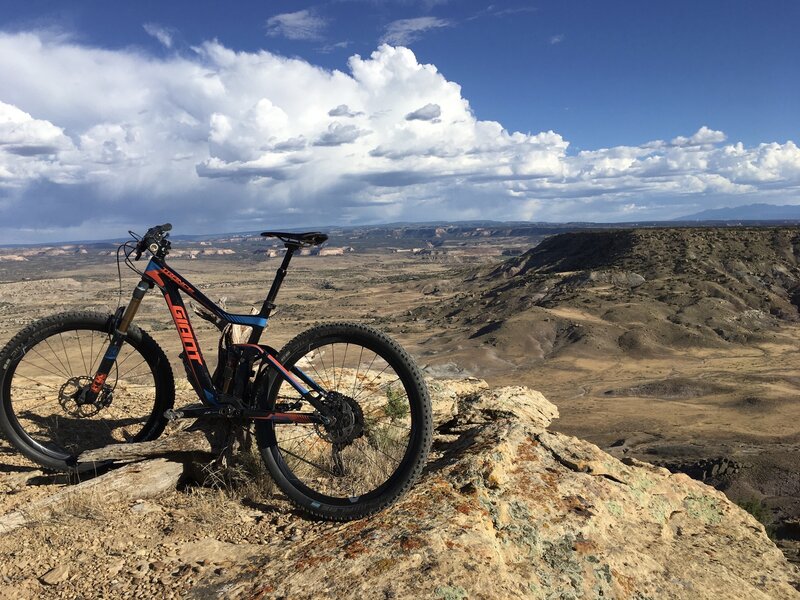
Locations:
676;203;800;221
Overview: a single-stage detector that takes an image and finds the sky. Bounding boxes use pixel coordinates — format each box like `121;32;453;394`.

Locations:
0;0;798;243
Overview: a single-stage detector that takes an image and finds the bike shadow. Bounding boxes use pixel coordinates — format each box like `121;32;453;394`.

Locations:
0;445;42;474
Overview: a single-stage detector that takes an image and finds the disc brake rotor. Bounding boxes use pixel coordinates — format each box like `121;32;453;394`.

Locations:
58;376;113;417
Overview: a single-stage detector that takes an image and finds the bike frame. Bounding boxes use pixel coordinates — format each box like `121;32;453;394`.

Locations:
87;251;327;424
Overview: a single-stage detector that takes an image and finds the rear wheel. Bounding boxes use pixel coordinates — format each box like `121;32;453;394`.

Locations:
0;311;174;472
255;323;432;521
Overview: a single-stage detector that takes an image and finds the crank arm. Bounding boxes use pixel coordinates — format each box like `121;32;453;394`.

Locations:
241;409;326;424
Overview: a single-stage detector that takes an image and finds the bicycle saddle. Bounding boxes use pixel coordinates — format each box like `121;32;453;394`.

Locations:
260;231;328;246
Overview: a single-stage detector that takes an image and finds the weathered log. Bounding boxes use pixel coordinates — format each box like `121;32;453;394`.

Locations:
78;419;229;464
0;458;183;534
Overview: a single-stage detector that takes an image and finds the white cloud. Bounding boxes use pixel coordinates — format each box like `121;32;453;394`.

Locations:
0;31;798;242
549;34;564;45
266;10;327;41
0;100;75;186
143;23;173;48
671;125;726;147
381;17;450;45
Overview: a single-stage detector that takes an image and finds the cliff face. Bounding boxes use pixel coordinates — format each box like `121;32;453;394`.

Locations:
206;381;799;599
426;227;800;357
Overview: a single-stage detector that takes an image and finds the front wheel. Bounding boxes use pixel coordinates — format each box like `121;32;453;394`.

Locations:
0;311;174;472
255;323;432;521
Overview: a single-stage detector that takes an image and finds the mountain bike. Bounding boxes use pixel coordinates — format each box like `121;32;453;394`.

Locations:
0;224;432;520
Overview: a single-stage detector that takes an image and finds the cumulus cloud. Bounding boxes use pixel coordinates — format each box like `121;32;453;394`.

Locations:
266;10;327;41
0;31;798;242
670;125;727;147
381;17;450;45
549;34;564;45
405;103;441;121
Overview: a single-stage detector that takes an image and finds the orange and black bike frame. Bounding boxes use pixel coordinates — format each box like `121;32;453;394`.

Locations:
86;248;328;424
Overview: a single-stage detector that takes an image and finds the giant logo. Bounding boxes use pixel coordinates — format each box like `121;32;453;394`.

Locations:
170;305;202;363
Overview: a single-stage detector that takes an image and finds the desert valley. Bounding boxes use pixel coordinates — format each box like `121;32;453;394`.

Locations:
0;222;798;598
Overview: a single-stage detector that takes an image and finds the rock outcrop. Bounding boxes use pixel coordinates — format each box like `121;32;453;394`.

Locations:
0;380;796;598
204;381;799;599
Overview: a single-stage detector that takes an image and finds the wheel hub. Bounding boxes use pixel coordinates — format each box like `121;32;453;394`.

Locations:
315;391;364;446
58;376;113;417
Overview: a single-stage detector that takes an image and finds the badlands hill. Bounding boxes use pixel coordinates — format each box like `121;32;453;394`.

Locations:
0;381;796;599
427;227;800;359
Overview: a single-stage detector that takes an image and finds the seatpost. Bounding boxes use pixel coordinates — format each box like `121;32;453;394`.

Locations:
247;244;297;345
248;245;296;345
258;244;297;319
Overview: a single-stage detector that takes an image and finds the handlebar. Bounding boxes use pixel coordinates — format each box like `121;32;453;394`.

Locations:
134;223;172;260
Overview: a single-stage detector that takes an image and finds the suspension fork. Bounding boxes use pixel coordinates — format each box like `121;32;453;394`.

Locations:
83;278;151;402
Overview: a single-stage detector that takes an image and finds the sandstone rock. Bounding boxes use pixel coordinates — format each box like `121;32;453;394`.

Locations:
175;538;261;566
39;565;69;585
427;377;489;424
3;381;798;599
215;384;799;600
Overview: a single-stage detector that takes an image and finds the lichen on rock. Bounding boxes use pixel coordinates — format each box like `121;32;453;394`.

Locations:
221;380;800;599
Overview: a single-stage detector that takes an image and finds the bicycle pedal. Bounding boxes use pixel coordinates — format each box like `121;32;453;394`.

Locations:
164;408;184;421
165;403;218;420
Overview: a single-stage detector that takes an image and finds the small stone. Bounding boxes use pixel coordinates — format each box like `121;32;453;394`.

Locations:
40;565;69;586
107;559;125;577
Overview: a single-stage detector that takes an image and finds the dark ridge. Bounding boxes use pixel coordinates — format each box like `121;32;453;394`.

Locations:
491;229;637;277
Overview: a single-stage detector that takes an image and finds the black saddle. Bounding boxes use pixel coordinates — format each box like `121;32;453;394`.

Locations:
261;231;328;246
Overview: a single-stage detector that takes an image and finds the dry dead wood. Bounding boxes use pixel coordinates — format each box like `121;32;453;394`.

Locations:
0;458;184;534
78;420;230;464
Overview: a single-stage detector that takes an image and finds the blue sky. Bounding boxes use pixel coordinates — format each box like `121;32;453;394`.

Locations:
0;0;798;242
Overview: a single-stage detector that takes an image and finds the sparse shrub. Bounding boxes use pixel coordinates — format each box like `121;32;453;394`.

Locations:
737;498;776;538
195;445;274;503
385;386;409;421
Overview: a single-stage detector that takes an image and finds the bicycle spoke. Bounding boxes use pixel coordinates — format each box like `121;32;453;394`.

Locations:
30;345;69;379
351;345;365;399
75;331;88;374
118;357;148;381
317;346;333;390
9;372;61;392
278;445;337;477
19;352;70;381
352;351;379;401
330;343;336;390
58;333;73;375
274;429;319;445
